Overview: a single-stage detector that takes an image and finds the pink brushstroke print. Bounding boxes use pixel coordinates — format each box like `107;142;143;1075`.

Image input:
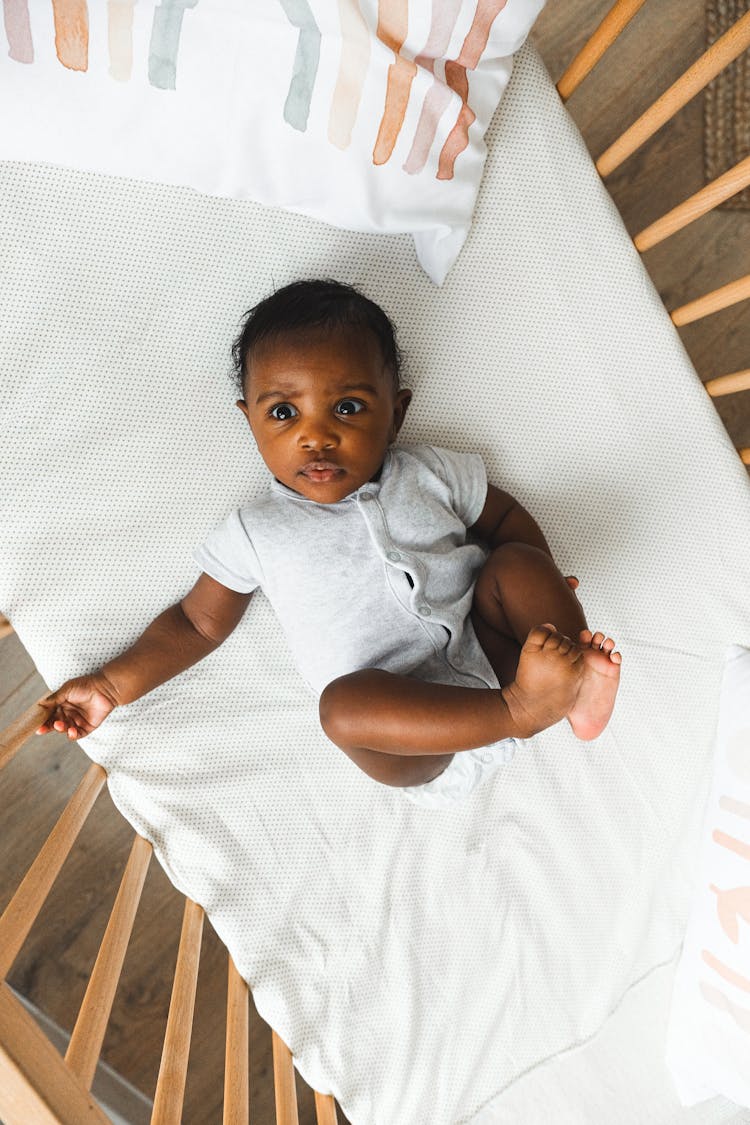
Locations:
437;0;507;180
3;0;34;63
403;0;462;174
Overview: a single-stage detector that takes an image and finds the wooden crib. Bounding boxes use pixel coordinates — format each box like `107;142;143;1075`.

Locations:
1;3;749;1122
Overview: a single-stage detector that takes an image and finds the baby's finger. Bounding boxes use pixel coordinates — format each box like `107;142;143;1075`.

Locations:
35;723;56;736
36;713;59;735
67;709;89;738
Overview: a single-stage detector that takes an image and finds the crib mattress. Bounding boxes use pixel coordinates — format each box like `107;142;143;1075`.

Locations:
2;43;750;1124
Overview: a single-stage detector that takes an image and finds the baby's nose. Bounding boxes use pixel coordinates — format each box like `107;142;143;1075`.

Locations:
299;424;339;449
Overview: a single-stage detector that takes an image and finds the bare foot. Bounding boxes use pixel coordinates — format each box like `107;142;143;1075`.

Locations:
502;623;584;738
566;629;622;741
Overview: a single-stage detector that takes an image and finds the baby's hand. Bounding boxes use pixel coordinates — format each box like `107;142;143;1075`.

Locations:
36;674;119;740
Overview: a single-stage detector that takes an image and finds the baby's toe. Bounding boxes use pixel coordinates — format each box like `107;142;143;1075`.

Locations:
591;631;605;647
579;629;593;646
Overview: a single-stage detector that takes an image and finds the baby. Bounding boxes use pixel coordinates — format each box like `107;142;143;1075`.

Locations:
37;279;621;792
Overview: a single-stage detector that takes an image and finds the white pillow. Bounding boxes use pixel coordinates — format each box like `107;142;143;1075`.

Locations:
665;645;750;1111
0;0;544;285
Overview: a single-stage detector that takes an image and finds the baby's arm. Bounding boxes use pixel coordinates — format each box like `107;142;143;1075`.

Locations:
470;483;553;555
471;484;579;591
37;574;252;739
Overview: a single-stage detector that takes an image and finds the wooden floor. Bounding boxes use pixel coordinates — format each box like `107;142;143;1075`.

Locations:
1;3;748;1123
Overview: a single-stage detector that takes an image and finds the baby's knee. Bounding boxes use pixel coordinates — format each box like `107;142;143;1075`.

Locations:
319;675;351;747
319;669;380;748
475;541;545;600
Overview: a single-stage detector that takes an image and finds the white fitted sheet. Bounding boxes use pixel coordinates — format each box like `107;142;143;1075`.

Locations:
1;43;750;1124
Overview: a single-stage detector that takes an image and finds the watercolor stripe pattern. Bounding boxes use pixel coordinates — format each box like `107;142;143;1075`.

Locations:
52;0;89;72
437;0;507;179
279;0;322;132
372;0;416;166
402;0;462;175
329;0;371;150
4;0;34;63
693;711;750;1040
149;0;200;91
3;0;200;89
108;0;137;83
4;1;508;178
278;0;509;179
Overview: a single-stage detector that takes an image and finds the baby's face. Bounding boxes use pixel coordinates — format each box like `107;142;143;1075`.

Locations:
236;327;412;504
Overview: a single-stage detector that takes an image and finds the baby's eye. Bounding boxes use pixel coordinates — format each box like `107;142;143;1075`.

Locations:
269;403;298;421
336;399;364;416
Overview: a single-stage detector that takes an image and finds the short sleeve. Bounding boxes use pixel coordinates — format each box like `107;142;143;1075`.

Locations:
425;445;488;528
191;509;262;594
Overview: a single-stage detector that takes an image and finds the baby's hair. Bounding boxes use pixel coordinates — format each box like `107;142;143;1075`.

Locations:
229;278;403;399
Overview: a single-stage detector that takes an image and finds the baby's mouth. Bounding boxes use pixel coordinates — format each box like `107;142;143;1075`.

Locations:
298;460;345;482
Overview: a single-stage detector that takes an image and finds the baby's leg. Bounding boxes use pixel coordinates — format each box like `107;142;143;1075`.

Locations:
471;542;587;683
471;542;621;740
319;623;583;787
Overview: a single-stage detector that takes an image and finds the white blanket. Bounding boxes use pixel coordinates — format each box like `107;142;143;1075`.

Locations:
1;43;750;1123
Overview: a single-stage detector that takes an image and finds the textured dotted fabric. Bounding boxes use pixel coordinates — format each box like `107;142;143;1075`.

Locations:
1;43;750;1125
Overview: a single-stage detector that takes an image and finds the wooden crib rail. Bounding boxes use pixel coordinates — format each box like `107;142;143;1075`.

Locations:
595;9;750;176
0;981;111;1125
705;370;750;398
0;703;340;1124
670;273;750;327
634;154;750;251
556;0;648;99
0;760;106;980
0;698;52;771
552;5;750;469
65;834;153;1091
151;897;204;1124
555;4;750;176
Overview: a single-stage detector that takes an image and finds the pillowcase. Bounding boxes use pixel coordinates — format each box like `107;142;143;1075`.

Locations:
665;644;750;1111
0;0;545;285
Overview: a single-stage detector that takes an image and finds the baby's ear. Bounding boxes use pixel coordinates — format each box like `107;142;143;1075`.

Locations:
391;388;412;437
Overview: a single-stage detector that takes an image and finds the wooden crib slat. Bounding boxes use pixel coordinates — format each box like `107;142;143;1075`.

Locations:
151;897;204;1125
705;369;750;398
0;981;111;1125
596;9;750;176
634;154;750;251
0;762;106;980
556;0;648;101
224;953;250;1124
65;834;152;1090
314;1089;339;1125
0;699;55;772
670;274;750;326
272;1028;300;1125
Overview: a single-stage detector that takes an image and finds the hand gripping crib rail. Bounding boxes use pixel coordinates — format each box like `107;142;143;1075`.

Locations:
1;3;749;1122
